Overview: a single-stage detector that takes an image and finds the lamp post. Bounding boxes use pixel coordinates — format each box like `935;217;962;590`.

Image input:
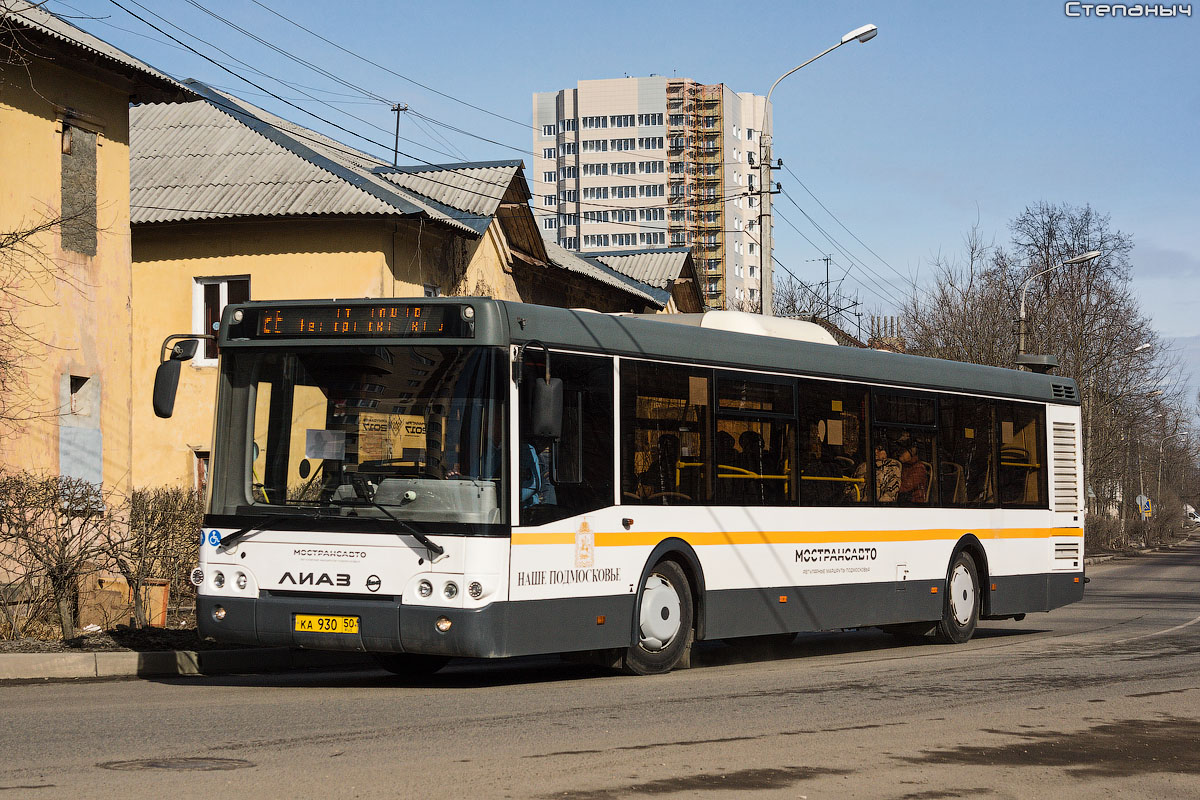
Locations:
1016;250;1101;359
757;23;878;315
1157;429;1189;520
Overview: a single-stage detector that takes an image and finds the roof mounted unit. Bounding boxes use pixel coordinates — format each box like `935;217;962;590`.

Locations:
621;311;838;346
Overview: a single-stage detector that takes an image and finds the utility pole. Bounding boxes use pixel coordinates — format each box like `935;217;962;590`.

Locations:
391;103;408;167
757;124;772;315
806;255;833;319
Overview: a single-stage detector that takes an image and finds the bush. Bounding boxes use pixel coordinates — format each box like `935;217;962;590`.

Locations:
0;472;109;638
102;486;202;629
0;472;202;639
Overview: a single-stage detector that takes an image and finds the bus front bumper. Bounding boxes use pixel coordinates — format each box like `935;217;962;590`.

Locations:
196;592;635;659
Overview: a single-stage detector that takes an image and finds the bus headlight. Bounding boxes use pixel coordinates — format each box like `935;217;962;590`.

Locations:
235;572;247;590
467;581;483;599
417;579;433;598
443;581;458;599
435;616;452;632
212;571;225;589
212;605;226;621
190;567;204;587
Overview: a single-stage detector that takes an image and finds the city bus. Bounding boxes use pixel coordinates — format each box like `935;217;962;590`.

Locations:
154;298;1085;675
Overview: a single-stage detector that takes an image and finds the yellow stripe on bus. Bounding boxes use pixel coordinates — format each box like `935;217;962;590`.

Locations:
510;527;1083;547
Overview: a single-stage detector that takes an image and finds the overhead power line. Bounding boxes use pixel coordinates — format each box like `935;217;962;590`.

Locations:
781;163;914;289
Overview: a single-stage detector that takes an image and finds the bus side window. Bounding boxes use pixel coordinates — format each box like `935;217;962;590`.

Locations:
997;401;1046;507
938;396;995;506
871;391;937;506
620;361;711;506
519;353;613;526
798;381;868;506
716;375;795;506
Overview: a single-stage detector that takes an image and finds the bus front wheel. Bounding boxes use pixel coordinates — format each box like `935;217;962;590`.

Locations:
935;551;980;644
624;560;694;675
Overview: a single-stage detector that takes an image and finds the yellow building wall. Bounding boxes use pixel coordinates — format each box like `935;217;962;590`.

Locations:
0;58;136;493
131;215;520;489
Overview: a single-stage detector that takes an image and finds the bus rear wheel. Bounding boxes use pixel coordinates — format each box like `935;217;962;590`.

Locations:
371;653;450;677
934;551;980;644
623;560;693;675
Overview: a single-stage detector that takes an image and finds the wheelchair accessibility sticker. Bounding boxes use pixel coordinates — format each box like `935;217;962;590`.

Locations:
208;530;222;546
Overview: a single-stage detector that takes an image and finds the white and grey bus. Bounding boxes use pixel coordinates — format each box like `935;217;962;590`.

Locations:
154;298;1085;675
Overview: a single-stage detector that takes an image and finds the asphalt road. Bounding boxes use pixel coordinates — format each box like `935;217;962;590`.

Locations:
3;541;1200;799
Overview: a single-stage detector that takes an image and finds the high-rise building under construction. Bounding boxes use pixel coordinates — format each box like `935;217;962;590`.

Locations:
533;76;770;310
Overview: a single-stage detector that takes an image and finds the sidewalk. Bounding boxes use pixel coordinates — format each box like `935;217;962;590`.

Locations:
0;647;373;682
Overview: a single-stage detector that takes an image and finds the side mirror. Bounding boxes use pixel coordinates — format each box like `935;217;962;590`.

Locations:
531;377;563;440
153;360;181;418
152;335;203;419
518;340;563;440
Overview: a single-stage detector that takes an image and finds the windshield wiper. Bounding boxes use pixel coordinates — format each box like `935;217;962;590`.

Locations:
219;512;311;548
332;498;445;557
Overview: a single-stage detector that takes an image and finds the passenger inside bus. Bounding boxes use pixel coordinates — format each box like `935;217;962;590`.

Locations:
714;431;739;503
802;444;846;505
639;433;685;501
896;440;930;503
520;441;554;508
738;430;773;504
859;443;900;503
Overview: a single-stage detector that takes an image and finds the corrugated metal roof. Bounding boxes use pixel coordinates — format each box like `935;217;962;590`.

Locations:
590;248;693;290
1;0;188;97
130;82;517;233
130;100;402;223
182;83;489;234
376;161;522;217
542;239;663;307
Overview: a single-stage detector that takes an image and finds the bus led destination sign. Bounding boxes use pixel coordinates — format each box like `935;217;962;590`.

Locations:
250;304;473;339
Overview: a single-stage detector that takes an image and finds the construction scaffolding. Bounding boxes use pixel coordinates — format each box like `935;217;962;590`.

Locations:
666;80;726;309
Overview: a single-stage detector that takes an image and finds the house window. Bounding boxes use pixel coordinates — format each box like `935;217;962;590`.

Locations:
193;276;249;362
69;375;95;415
543;147;556;159
542;124;555;136
194;449;210;497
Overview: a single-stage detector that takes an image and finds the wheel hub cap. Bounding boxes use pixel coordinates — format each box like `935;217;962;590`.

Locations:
949;564;975;626
639;574;681;651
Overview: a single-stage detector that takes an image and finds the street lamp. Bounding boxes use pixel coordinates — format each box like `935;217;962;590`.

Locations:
1016;250;1101;359
1156;429;1189;519
757;23;878;314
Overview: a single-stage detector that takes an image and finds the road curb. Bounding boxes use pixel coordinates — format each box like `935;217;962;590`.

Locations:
1084;537;1192;567
0;647;373;682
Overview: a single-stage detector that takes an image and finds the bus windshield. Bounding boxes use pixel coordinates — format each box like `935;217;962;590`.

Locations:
213;345;509;526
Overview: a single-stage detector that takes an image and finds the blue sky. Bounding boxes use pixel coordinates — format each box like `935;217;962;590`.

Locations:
49;0;1200;399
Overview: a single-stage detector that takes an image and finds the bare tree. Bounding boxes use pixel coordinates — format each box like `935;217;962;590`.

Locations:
901;204;1198;547
0;535;55;640
1;7;98;435
0;213;90;434
770;272;823;318
0;472;110;638
899;225;1015;366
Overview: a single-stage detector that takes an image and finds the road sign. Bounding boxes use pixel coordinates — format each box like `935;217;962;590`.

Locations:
1142;498;1153;519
